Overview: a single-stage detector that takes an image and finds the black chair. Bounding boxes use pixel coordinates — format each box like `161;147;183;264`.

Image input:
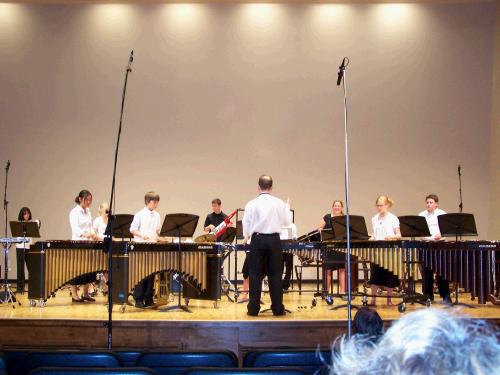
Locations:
182;367;308;375
135;351;238;375
20;351;121;375
28;367;157;375
243;350;332;375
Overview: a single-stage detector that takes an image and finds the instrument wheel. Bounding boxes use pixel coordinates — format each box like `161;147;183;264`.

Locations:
362;295;368;306
185;298;190;306
426;299;432;307
325;295;334;305
213;301;219;308
120;305;126;313
311;298;317;307
39;300;47;308
398;303;406;313
29;299;36;307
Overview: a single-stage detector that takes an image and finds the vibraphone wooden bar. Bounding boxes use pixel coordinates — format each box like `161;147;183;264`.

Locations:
26;240;222;306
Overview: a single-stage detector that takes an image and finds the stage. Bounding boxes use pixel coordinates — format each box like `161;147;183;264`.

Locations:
1;286;499;362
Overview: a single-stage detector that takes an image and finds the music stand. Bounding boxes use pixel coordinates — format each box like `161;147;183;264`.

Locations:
319;229;335;242
331;215;369;240
329;215;368;311
106;214;133;240
6;221;40;303
438;213;477;307
218;227;236;243
397;215;431;310
159;213;199;313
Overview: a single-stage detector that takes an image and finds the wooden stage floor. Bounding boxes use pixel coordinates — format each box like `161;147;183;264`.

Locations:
1;285;499;361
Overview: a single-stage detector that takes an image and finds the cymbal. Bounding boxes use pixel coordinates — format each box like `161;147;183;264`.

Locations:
194;233;216;243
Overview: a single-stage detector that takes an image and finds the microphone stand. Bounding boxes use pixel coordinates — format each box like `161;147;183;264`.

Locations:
105;50;134;350
337;57;352;338
458;165;463;213
1;161;15;306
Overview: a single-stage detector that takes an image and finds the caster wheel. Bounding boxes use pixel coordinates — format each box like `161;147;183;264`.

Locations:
120;305;126;313
311;298;317;307
213;301;218;308
185;299;190;306
18;301;22;306
426;299;432;307
29;299;36;307
40;300;47;308
398;303;406;313
362;295;368;306
325;295;334;305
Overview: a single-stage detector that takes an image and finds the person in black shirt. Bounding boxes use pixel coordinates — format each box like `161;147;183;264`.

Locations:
204;198;228;233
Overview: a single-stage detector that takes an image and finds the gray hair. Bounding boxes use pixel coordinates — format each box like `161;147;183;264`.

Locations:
330;308;500;375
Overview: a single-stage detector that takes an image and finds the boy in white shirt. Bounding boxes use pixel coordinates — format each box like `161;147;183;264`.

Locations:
419;194;450;303
130;191;161;308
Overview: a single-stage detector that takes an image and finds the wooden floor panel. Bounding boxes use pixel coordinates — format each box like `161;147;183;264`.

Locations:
1;286;499;362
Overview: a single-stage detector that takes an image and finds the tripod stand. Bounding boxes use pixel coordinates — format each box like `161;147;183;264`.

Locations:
159;213;199;313
438;213;478;308
397;215;431;313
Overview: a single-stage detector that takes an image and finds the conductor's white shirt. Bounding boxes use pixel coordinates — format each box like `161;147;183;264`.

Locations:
242;193;291;237
419;208;446;240
130;206;161;242
372;212;400;241
69;205;93;240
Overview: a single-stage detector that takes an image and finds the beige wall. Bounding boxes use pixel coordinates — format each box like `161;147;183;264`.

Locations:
0;2;497;278
489;4;500;239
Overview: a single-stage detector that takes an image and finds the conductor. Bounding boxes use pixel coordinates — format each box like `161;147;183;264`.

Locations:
242;175;291;316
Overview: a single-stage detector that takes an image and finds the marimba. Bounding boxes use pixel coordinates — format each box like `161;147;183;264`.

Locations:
26;240;223;306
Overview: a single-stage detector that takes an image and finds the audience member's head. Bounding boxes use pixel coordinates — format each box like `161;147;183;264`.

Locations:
331;308;500;375
352;307;384;342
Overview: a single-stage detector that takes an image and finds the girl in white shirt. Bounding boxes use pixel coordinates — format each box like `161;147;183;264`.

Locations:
369;195;401;306
68;190;98;302
93;202;109;240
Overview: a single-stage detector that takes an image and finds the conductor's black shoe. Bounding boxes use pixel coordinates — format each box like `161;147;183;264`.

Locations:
273;311;286;316
144;299;154;307
135;300;146;308
82;295;96;302
247;311;259;316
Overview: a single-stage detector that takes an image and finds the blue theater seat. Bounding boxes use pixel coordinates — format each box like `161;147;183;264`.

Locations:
20;351;121;375
181;367;308;375
28;367;157;375
243;350;332;375
113;351;143;367
0;352;7;373
135;351;238;375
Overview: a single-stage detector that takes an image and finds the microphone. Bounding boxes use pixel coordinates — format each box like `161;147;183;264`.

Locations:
337;57;346;86
127;50;134;72
6;160;10;172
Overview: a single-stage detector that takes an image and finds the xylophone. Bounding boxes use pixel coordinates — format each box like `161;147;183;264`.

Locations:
26;240;223;306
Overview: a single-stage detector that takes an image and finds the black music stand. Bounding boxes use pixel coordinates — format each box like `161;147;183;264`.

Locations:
218;226;236;244
9;221;40;300
159;213;199;313
397;215;431;311
106;214;133;240
329;216;369;311
438;213;477;308
331;215;369;240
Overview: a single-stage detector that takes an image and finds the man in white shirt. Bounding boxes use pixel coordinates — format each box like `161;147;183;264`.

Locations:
418;194;450;303
242;175;291;316
130;191;161;308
